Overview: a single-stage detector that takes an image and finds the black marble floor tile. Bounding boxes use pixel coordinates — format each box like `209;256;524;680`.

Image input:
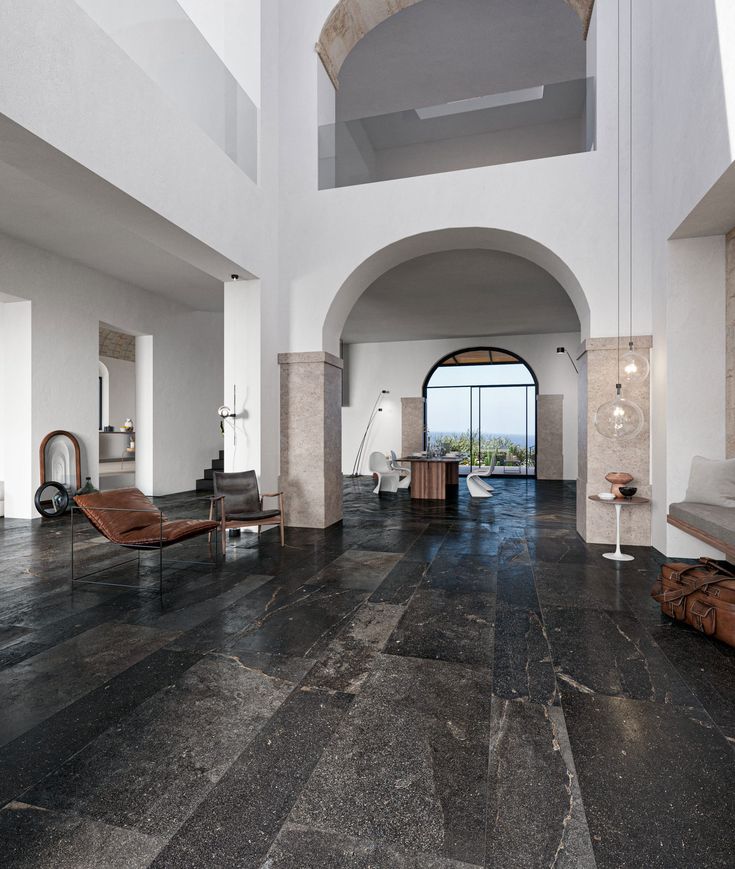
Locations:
217;647;317;684
424;553;497;594
493;603;557;705
368;558;428;604
563;692;735;868
544;607;699;706
0;622;177;747
302;601;405;693
0;647;201;809
150;688;352;868
0;801;164;869
288;653;492;866
261;824;482;868
234;583;371;658
0;625;31;649
385;589;494;667
486;697;596;867
534;561;631;611
649;618;735;741
305;549;401;591
22;654;296;836
495;561;539;610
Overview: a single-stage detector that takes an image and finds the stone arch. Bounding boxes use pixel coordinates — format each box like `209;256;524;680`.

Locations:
323;227;591;352
316;0;596;87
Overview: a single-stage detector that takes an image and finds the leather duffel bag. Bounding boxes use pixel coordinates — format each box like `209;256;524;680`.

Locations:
651;558;735;646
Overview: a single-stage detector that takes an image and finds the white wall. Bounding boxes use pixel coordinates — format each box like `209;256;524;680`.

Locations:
647;0;734;555
100;356;136;429
0;232;223;518
342;332;579;479
1;300;32;519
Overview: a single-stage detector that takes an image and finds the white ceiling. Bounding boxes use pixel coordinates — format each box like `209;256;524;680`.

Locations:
337;0;587;121
341;249;581;343
0;115;246;311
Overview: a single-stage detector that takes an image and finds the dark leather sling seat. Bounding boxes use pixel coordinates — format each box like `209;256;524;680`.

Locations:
75;487;219;547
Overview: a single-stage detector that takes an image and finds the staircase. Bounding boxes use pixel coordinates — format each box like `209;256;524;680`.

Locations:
196;450;224;493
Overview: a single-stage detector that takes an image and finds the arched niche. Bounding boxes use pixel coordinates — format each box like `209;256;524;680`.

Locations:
317;0;595;88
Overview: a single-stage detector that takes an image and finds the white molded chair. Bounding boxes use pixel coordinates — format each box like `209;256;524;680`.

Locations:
466;451;497;498
369;452;400;494
390;450;411;489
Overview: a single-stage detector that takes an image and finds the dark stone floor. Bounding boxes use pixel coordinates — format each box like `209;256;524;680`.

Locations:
1;478;735;868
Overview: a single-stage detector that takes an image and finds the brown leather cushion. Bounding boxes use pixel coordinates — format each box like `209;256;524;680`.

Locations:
75;487;217;547
121;519;219;547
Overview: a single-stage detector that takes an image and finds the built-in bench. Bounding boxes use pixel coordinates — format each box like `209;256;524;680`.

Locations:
667;501;735;560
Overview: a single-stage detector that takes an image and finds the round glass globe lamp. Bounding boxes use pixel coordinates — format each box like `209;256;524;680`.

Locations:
620;344;650;385
594;387;645;440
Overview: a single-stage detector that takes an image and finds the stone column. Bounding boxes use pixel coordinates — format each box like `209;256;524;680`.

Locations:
278;351;343;528
577;337;652;545
537;394;564;480
401;397;425;457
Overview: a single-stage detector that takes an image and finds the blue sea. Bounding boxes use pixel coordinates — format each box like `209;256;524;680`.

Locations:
432;432;536;449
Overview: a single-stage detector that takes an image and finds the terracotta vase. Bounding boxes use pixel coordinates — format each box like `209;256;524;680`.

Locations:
606;472;634;499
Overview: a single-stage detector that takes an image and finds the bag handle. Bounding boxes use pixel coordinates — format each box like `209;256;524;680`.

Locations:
653;566;726;603
699;557;735;578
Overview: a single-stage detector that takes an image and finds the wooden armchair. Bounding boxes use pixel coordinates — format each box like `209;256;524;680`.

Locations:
209;470;285;554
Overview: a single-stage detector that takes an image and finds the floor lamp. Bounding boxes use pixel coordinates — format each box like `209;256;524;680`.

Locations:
350;390;389;477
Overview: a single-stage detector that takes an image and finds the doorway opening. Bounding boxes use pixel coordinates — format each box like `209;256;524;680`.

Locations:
423;347;537;477
98;324;137;491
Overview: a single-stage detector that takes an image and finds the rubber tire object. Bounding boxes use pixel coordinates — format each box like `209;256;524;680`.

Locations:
34;482;70;518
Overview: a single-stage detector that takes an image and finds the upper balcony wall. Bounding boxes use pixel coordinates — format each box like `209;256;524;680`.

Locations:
75;0;259;181
318;0;595;189
0;0;264;278
279;0;641;354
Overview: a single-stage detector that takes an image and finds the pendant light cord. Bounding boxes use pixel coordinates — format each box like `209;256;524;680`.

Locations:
616;0;621;385
629;0;633;348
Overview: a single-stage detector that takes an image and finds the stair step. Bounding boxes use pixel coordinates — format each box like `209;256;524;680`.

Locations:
195;478;213;493
218;450;224;461
203;468;213;480
211;459;224;471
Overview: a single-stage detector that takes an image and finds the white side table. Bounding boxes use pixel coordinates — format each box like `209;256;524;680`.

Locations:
588;495;650;562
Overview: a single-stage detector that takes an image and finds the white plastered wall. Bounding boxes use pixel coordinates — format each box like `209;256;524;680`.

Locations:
343;332;580;479
0;232;223;518
648;0;735;556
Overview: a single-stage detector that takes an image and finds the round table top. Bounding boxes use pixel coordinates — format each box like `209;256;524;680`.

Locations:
588;495;649;505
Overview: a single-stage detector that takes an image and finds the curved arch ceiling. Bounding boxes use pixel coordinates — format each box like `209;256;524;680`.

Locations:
317;0;595;87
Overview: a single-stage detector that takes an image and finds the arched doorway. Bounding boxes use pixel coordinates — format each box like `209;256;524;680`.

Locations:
423;347;538;477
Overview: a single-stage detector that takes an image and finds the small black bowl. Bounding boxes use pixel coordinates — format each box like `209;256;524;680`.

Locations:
619;486;637;499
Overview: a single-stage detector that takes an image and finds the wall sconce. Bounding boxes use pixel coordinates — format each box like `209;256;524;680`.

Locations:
556;347;579;374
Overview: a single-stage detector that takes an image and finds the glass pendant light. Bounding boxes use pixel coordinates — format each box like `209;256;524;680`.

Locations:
621;341;650;384
594;0;645;440
595;383;644;439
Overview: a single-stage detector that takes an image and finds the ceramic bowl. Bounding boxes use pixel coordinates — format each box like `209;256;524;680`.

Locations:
619;486;638;499
598;492;615;500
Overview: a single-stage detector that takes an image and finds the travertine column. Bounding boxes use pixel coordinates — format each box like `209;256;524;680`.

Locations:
577;337;652;545
401;397;425;457
726;229;735;458
279;352;343;528
537;395;564;480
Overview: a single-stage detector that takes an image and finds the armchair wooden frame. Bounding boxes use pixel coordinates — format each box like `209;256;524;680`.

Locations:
209;491;285;554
